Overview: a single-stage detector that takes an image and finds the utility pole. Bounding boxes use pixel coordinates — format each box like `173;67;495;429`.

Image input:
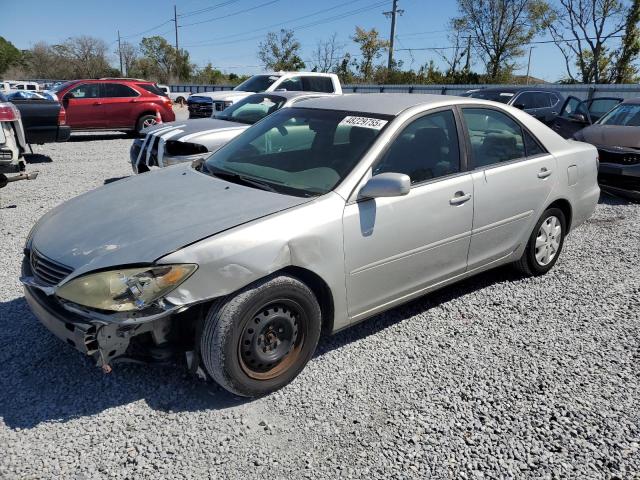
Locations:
117;30;123;76
384;0;404;70
526;46;535;84
173;5;179;51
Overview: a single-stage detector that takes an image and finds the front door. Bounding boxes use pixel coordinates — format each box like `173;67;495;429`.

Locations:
343;109;474;320
460;107;556;269
64;83;105;129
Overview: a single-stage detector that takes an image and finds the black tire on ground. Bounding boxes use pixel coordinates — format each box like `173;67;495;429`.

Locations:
513;207;567;276
176;96;186;106
200;274;322;397
135;114;158;136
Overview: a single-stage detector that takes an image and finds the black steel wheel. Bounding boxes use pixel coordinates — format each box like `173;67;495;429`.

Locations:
200;275;321;397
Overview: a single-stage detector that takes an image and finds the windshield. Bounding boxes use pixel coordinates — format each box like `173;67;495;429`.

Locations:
466;91;513;104
50;81;76;94
234;75;280;92
203;108;391;196
216;94;286;124
597;103;640;126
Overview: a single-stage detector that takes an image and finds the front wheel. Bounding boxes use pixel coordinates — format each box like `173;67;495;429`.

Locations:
200;275;322;397
514;207;567;276
136;114;158;136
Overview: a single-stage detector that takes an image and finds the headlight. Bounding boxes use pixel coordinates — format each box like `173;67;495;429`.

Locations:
56;264;197;312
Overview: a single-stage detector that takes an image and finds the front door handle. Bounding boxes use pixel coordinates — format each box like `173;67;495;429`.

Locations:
538;168;553;179
93;101;102;106
450;191;472;205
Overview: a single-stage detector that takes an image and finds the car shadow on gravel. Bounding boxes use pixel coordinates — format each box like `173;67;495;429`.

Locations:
23;153;53;164
68;133;132;142
0;297;245;430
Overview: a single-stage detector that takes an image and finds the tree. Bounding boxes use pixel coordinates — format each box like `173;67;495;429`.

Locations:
139;36;175;81
611;0;640;82
0;37;21;74
436;19;473;77
311;33;343;72
352;27;389;81
257;29;305;71
56;36;113;78
455;0;548;82
544;0;628;83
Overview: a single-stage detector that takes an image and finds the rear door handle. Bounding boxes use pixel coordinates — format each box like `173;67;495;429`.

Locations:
93;101;102;106
450;191;472;205
538;168;552;179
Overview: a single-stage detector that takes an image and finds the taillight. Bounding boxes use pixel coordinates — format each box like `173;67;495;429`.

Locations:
58;105;66;125
0;102;20;121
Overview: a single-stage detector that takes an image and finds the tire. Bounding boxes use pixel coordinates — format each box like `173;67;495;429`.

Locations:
136;114;158;136
200;274;322;397
513;207;566;276
175;96;186;106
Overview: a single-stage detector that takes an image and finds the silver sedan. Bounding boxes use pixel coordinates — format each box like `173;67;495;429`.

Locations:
21;94;599;396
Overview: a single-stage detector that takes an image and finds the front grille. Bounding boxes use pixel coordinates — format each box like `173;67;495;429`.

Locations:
188;104;213;118
30;249;73;286
598;148;640;166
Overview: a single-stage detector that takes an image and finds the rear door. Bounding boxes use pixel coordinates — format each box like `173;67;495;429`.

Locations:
461;107;556;269
63;83;105;129
102;83;140;128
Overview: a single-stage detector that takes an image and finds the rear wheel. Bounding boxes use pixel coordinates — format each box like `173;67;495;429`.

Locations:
200;275;321;397
514;207;566;276
136;114;158;136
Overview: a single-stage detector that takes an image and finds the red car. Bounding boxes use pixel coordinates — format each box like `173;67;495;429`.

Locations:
49;78;175;135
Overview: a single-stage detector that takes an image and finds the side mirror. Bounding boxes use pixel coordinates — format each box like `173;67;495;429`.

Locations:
359;172;410;199
513;103;526;110
569;113;587;123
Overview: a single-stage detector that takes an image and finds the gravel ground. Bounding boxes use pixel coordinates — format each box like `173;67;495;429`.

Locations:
0;110;639;479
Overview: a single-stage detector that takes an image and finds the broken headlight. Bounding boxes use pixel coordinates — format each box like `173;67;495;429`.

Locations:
56;264;197;312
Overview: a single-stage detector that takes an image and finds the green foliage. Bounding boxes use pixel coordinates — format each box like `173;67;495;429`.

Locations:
352;27;389;81
611;0;640;82
0;37;21;74
257;29;305;71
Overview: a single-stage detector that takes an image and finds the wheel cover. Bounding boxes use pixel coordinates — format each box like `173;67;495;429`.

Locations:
238;299;305;380
535;215;562;266
142;118;157;128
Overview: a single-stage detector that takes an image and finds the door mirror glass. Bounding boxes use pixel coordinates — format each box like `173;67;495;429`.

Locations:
359;172;410;199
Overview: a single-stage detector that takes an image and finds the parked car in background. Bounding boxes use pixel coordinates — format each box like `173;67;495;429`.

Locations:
187;72;342;118
572;98;640;199
47;79;175;135
157;84;190;105
0;92;38;188
6;91;48;100
131;91;332;173
7;92;71;145
462;87;564;125
22;94;599;397
1;81;40;93
550;96;623;139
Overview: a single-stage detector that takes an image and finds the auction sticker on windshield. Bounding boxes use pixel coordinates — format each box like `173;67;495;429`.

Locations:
339;116;388;130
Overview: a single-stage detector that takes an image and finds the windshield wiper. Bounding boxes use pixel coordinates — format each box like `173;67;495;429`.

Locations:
208;167;279;193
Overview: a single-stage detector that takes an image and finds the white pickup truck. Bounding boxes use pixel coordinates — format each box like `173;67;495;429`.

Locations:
186;72;342;119
157;85;190;105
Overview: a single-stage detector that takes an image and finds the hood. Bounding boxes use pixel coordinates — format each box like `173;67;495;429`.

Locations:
575;124;640;149
31;165;310;277
143;118;246;140
190;91;252;102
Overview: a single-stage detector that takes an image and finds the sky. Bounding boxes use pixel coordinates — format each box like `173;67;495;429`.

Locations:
0;0;583;82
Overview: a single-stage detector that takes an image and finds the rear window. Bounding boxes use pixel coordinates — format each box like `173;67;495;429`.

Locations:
303;77;334;93
137;83;166;97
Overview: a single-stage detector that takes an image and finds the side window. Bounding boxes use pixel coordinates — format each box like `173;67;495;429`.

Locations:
67;83;101;99
534;93;551;108
104;83;138;97
515;92;536;109
278;77;303;91
588;98;621;121
462;108;525;168
374;110;460;184
523;130;546;157
301;77;334;93
560;97;584;118
549;93;560;107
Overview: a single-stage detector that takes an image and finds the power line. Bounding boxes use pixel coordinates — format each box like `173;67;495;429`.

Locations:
179;0;242;19
180;0;380;47
119;20;173;40
180;0;282;28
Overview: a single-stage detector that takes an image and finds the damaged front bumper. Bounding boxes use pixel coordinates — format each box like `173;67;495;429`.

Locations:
21;258;187;369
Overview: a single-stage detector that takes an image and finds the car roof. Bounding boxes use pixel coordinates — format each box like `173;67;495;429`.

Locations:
247;91;332;100
293;93;467;116
471;87;560;94
621;97;640;105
